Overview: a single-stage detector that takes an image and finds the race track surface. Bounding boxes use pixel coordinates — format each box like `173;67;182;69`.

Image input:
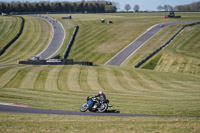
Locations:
0;105;199;117
37;16;65;59
105;20;199;66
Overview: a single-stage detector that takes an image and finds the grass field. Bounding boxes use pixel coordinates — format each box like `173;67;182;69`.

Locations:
46;13;185;64
0;12;200;132
0;113;200;133
0;16;52;63
0;64;200;116
0;16;22;50
122;13;200;75
135;23;200;74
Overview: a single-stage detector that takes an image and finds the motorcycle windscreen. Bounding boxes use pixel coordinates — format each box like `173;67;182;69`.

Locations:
88;99;93;108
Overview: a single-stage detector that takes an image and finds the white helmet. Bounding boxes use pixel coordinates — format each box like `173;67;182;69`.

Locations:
99;91;103;95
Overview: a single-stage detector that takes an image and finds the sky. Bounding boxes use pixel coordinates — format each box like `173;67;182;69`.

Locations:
1;0;200;11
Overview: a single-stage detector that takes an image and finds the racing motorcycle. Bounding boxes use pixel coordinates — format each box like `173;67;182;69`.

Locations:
80;94;112;113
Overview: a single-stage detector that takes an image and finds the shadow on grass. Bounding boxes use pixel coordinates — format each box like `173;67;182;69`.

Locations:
105;110;120;113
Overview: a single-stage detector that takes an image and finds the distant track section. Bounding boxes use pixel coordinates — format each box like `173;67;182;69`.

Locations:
0;16;24;56
0;105;199;117
105;20;200;66
135;21;200;68
36;16;65;59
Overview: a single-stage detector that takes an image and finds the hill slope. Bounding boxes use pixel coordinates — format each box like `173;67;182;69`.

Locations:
0;64;200;115
0;16;21;50
0;16;52;63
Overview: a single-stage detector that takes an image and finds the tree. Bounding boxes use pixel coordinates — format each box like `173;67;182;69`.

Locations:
175;1;200;12
163;5;173;11
105;4;116;13
124;4;131;12
133;4;139;12
112;2;120;11
157;5;163;11
0;1;117;14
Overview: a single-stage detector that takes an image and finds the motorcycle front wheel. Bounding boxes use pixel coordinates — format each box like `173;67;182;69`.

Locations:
80;102;88;112
98;103;108;113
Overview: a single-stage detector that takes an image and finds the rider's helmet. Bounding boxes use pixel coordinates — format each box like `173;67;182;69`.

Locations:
99;91;103;95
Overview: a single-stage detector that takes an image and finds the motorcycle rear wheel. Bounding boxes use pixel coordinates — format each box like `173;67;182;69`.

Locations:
98;103;108;113
80;102;88;112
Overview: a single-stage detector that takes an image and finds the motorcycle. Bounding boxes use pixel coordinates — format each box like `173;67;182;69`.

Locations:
80;94;112;113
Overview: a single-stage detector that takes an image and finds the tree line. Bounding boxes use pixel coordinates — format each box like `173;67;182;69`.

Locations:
157;1;200;12
124;4;140;12
175;1;200;12
0;1;117;14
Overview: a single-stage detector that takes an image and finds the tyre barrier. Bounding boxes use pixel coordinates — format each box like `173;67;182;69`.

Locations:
0;16;25;56
18;59;93;66
63;25;79;59
134;21;200;68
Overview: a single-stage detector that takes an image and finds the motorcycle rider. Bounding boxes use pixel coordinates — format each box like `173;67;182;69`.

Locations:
95;91;106;106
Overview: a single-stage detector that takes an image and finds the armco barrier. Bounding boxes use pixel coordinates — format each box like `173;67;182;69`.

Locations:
18;59;92;66
0;16;25;56
135;21;200;68
63;25;79;59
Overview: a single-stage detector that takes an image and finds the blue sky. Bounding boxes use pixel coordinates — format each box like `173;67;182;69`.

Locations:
1;0;200;11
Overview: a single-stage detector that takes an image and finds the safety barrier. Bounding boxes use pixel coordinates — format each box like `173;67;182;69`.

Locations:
63;25;79;59
0;16;25;56
18;59;92;66
134;21;200;68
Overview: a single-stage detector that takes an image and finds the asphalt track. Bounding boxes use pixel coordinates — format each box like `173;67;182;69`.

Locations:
0;105;199;117
36;16;65;59
105;20;200;66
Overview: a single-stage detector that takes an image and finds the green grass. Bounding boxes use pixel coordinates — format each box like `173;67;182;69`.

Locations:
142;54;162;70
122;15;200;74
0;113;200;133
0;64;200;116
0;16;52;63
0;13;200;132
138;24;200;74
0;16;21;50
47;13;187;65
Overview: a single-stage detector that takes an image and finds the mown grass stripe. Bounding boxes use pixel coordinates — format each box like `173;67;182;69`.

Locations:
4;67;31;88
1;17;21;48
129;70;155;90
111;68;133;91
57;66;71;91
34;66;50;90
87;67;103;91
0;65;29;87
116;69;140;91
67;66;82;91
79;66;91;91
0;16;51;63
121;69;146;91
45;66;63;91
20;66;44;89
0;17;19;50
71;27;107;56
106;67;127;92
32;18;52;55
0;17;35;61
97;67;111;91
9;17;40;61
